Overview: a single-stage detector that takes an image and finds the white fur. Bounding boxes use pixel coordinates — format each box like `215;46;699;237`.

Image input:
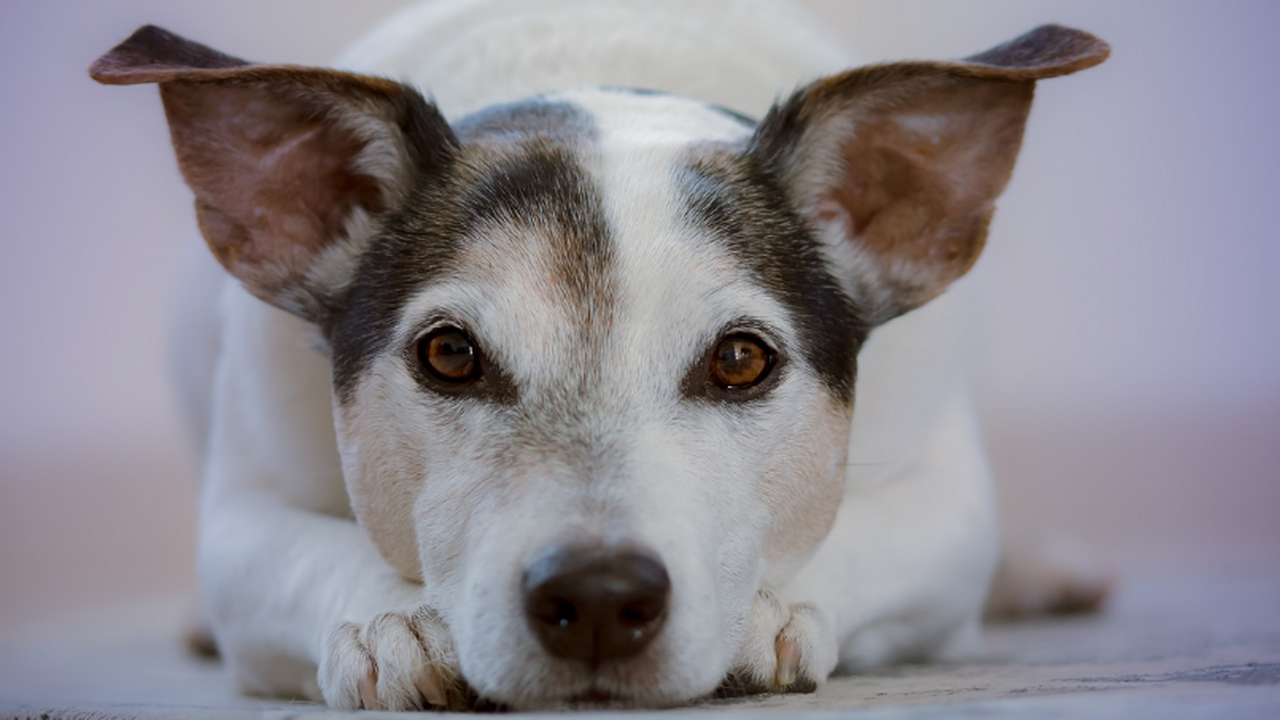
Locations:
182;0;1000;708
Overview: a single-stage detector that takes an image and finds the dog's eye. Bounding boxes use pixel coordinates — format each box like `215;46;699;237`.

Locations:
709;334;774;389
418;327;481;383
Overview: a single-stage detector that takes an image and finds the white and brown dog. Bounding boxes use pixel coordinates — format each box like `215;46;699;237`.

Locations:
90;0;1108;711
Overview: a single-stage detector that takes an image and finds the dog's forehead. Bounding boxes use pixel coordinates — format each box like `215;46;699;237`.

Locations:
331;90;860;405
454;87;754;144
407;91;774;389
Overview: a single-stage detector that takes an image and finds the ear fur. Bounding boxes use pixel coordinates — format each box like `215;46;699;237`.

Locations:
752;25;1109;325
91;25;458;322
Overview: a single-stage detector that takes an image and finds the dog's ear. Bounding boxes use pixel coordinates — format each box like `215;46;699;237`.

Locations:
91;26;457;322
751;25;1108;326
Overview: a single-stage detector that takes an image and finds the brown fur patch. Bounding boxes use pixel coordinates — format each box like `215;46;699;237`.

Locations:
758;398;851;572
90;25;457;322
817;78;1032;314
750;25;1108;325
340;377;427;581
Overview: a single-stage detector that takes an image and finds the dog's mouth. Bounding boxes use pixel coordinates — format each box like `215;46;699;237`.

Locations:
557;685;662;710
569;688;626;706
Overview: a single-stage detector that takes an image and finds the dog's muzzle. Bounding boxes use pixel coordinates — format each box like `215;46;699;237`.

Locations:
522;544;670;667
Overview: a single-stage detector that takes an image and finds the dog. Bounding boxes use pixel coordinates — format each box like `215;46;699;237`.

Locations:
90;0;1108;710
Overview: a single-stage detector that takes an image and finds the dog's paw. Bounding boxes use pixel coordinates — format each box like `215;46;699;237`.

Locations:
984;534;1114;620
319;606;469;711
719;589;837;697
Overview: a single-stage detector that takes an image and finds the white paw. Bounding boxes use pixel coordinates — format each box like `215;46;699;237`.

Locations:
319;606;468;710
722;589;837;696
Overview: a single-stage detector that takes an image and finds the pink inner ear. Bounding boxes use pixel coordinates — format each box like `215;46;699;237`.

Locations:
165;83;383;275
820;79;1032;307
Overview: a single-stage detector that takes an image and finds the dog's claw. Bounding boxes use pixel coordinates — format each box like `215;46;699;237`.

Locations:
357;673;382;710
416;666;448;707
774;634;800;687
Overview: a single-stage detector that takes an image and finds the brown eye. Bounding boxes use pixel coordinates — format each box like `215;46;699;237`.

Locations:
709;334;774;389
418;327;480;383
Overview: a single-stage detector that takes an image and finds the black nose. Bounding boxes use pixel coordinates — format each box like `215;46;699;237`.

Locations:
522;544;670;666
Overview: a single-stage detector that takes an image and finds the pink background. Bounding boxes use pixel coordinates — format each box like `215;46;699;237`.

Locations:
2;1;1277;634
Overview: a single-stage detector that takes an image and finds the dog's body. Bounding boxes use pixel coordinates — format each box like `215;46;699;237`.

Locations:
93;0;1108;710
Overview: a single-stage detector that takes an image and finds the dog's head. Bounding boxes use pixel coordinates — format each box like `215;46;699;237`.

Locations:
93;24;1106;708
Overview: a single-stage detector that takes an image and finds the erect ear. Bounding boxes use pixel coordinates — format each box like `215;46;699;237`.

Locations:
91;25;458;322
751;25;1109;326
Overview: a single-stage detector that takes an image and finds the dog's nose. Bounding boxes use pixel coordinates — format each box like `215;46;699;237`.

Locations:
522;544;670;666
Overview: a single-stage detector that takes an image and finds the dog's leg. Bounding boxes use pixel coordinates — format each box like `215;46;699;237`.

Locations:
202;461;471;711
203;495;473;709
197;293;466;710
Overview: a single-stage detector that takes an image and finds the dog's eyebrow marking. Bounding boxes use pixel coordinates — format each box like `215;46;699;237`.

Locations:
454;102;613;353
677;148;864;404
330;169;472;406
329;99;612;406
453;99;612;333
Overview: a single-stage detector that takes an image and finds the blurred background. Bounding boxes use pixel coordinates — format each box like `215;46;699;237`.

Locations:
1;1;1277;641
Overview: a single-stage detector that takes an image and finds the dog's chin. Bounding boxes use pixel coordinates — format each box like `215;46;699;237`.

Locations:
512;685;702;712
480;661;720;712
555;689;662;711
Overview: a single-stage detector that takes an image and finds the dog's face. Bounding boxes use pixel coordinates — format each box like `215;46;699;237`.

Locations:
92;24;1107;709
331;89;863;704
